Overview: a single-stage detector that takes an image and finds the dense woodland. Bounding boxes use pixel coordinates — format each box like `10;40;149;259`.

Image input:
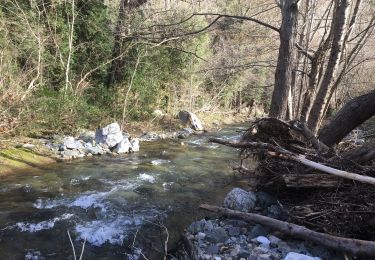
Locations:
0;0;374;135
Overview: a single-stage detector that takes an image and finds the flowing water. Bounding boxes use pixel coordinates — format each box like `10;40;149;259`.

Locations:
0;124;254;259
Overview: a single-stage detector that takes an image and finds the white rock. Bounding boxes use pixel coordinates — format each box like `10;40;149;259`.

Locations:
63;136;83;150
130;138;140;152
256;236;270;245
95;123;123;148
284;252;322;260
22;143;35;149
152;109;164;117
113;138;131;154
102;122;121;135
188;112;204;131
197;232;206;240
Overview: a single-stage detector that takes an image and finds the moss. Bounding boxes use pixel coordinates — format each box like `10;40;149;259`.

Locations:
0;148;55;175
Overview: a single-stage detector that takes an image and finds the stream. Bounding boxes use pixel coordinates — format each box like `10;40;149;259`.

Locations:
0;124;253;259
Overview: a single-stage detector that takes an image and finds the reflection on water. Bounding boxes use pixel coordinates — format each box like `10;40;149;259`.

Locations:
0;124;254;259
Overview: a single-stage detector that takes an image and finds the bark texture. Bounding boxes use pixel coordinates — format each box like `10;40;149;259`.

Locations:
318;90;375;147
269;0;299;119
307;0;350;132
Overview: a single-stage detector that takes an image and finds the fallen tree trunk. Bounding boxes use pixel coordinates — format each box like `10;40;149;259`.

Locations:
318;90;375;147
209;138;375;186
200;204;375;256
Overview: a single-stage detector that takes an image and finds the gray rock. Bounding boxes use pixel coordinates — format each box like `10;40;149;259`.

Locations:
284;252;321;260
113;138;131;153
268;235;281;246
238;248;250;258
206;228;228;243
248;225;268;239
63;136;83;150
258;254;273;260
78;130;95;142
84;145;104;155
207;244;219;255
178;111;204;131
228;226;241;236
223;188;256;212
188;220;214;234
256;192;277;208
61;149;80;159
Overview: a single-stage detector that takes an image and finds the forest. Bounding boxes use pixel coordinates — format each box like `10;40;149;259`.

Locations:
0;0;372;135
0;0;375;259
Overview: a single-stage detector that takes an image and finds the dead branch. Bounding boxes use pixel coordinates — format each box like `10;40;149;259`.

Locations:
282;174;341;188
209;138;375;186
200;204;375;256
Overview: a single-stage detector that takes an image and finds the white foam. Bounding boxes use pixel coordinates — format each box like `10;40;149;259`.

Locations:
69;192;109;212
75;215;143;246
137;173;156;183
15;213;73;233
151;159;171;165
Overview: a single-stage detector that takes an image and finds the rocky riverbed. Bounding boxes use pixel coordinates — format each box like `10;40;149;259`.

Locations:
180;188;342;260
40;122;200;160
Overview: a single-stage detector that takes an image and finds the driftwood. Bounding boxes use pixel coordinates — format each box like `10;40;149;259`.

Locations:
200;204;375;256
282;174;341;188
209;138;375;186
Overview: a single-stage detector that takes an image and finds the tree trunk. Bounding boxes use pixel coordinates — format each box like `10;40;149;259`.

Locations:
307;0;350;133
269;0;299;119
318;90;375;147
106;0;147;88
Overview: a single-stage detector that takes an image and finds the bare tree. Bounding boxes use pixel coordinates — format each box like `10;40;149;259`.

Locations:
269;0;299;119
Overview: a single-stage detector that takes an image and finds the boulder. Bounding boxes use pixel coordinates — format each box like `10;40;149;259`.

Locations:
178;111;204;131
223;188;257;212
84;143;104;155
95;123;123;148
130;138;140;152
113;138;131;154
284;252;321;260
189;112;204;131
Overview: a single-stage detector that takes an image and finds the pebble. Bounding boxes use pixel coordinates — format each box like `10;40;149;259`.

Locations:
197;232;206;240
255;236;270;245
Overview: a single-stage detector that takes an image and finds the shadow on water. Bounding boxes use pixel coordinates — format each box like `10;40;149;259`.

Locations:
0;124;256;259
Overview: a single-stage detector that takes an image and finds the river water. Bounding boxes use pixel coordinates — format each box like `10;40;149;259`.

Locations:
0;124;252;259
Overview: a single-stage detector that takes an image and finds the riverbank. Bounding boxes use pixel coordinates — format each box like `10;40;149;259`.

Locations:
0;111;252;174
179;188;341;260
